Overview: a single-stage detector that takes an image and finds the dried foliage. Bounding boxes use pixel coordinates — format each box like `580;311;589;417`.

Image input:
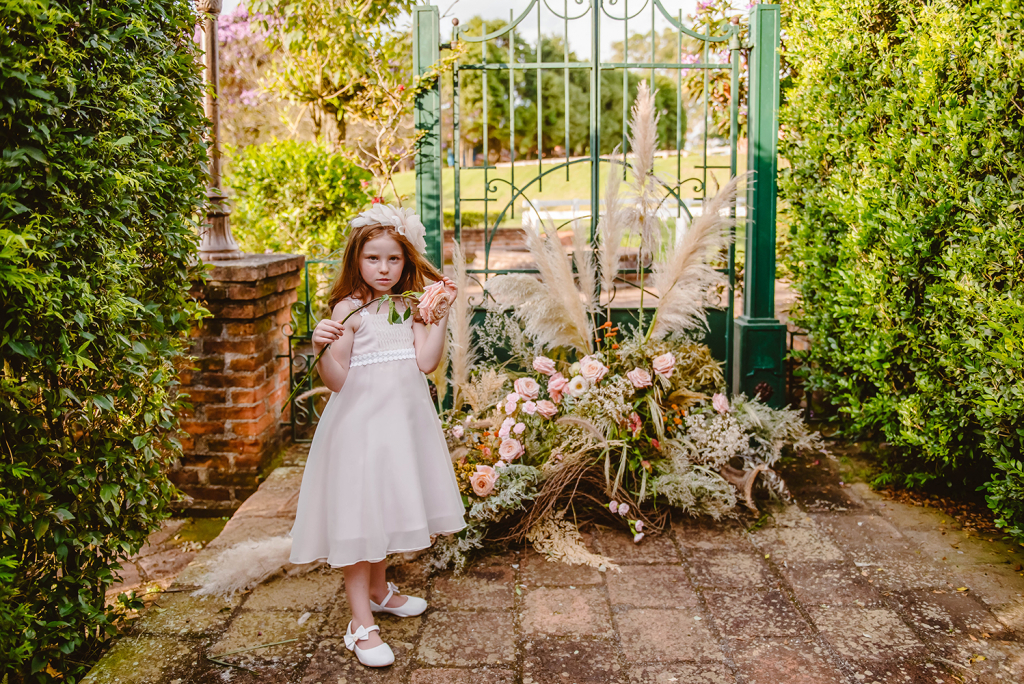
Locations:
447;239;476;410
461;368;508;416
628;81;663;259
650;174;745;339
599;152;629;301
526;510;618;571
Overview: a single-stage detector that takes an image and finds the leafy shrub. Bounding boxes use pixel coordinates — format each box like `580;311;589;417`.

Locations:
0;0;207;678
780;0;1024;536
225;139;371;255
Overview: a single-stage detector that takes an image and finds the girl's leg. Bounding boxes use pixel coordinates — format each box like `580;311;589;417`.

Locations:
343;562;385;648
368;558;408;608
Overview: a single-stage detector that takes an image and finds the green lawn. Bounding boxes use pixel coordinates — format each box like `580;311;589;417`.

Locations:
390;154;743;225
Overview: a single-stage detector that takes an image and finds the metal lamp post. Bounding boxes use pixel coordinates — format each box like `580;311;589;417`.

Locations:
197;0;243;261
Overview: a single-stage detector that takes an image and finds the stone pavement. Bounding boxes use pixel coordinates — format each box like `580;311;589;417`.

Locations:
86;448;1024;684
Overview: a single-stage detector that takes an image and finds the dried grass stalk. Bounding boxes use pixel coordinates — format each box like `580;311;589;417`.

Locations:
650;174;746;339
629;81;662;258
572;219;598;312
448;239;476;410
461;368;508;415
599;151;629;299
486;216;594;354
526;510;619;571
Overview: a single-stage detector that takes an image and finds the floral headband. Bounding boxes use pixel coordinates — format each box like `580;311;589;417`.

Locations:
350;204;427;255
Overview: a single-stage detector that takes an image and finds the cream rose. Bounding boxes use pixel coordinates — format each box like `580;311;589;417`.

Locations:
535;400;557;418
417;280;452;325
548;373;569;404
498;438;524;461
579;355;609;383
513;377;540;401
652;352;676;378
469;465;498;497
626;367;652;389
451;424;465;439
522;400;537;415
532;356;557;376
567;375;588;397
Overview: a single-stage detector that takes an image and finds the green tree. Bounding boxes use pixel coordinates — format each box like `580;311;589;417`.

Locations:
249;0;416;143
0;0;208;678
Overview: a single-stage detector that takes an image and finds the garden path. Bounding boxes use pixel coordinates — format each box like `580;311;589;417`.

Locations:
86;445;1024;684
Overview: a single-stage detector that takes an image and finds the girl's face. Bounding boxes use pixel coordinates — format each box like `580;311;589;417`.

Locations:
359;232;406;294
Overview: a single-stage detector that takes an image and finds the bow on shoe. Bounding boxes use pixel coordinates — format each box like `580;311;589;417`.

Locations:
345;623;378;650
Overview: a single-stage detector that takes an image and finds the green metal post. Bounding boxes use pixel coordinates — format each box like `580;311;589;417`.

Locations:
733;3;786;407
414;5;443;268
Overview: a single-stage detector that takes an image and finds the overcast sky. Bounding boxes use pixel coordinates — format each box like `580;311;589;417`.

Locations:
219;0;702;56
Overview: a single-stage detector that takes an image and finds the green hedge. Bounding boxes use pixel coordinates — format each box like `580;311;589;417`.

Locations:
225;139;371;255
780;0;1024;535
0;0;208;678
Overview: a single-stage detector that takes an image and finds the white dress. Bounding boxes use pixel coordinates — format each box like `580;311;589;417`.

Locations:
289;298;467;567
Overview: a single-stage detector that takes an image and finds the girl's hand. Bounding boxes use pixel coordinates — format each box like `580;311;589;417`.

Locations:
311;318;344;354
440;275;458;301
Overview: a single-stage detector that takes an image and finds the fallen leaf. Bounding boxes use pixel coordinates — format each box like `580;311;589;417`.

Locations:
969;634;978;642
956;587;968;592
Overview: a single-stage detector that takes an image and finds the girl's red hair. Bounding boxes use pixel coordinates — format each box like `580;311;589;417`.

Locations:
327;223;442;311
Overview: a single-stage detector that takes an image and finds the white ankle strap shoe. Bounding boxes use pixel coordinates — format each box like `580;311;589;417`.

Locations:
370;581;427;617
344;621;395;667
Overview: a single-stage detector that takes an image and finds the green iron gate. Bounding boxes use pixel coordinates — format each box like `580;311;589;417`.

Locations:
413;1;787;404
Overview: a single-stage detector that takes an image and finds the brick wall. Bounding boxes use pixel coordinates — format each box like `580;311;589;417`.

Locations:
175;253;304;514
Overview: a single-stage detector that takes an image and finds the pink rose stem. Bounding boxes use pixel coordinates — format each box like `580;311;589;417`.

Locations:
283;290;418;407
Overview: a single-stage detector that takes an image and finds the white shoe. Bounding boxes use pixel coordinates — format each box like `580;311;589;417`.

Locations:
370;581;427;617
344;621;394;667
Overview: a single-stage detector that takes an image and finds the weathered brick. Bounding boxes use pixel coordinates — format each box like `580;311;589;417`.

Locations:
233;412;275;436
204;338;259;355
193;371;263;388
228;381;275;404
206;403;265;422
206;438;263;456
208;470;259;487
181;421;224;436
194;356;225;373
226;348;275;372
233;486;259;501
168;469;200;486
179;388;227;404
180;486;232;501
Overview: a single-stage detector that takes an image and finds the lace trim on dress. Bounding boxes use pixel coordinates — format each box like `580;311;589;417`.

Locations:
349;348;417;368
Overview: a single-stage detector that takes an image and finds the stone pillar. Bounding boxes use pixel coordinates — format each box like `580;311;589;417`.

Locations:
175;254;304;513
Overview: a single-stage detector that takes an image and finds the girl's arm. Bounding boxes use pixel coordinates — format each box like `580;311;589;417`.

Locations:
412;277;456;374
312;300;358;392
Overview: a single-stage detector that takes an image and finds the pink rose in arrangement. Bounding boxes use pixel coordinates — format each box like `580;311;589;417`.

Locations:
513;422;526;435
470;465;498;497
499;417;515;440
532;356;557;376
498;438;524;461
579;355;609;383
635;520;644;532
548;373;569;404
513;377;540;400
626;367;652;389
535;400;557;419
451;424;465;439
609;500;619;514
633;532;645;543
627;412;642;437
712;393;730;414
522;401;537;415
652;352;676;378
618;502;630;516
417;281;452;326
504;392;520;415
495;460;508;469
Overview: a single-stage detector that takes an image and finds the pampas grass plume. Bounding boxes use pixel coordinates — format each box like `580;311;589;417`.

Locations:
192;535;297;598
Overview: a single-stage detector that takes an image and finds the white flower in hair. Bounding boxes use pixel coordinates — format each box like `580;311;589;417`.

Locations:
350;203;427;254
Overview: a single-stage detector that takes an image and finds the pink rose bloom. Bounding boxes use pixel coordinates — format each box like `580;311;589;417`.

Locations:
652;352;676;378
633;532;645;543
609;500;620;514
504;401;517;415
499;417;515;439
548;373;569;404
522;401;537;415
505;392;521;404
498;438;524;461
535;400;557;419
532;356;557;376
451;424;465;439
579;355;609;383
513;422;526;435
469;465;498;497
417;280;452;325
513;377;540;401
494;460;508;469
712;392;730;414
626;367;652;389
635;520;644;532
618;502;630;516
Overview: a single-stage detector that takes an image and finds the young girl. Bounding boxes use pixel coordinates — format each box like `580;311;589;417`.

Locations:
289;205;466;667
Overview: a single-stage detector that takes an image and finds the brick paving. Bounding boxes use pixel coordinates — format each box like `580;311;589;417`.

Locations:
86;447;1024;683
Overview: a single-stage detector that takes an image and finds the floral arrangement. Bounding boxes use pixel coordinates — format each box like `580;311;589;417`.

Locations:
428;84;822;572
